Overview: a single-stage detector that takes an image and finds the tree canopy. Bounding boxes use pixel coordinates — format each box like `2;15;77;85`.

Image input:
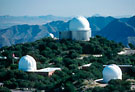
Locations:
0;36;134;92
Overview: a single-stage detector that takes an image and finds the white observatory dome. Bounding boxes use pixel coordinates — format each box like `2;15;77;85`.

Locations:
49;33;54;38
69;16;90;31
18;55;37;71
103;64;122;83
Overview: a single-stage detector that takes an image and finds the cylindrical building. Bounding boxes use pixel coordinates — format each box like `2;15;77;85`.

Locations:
69;16;91;41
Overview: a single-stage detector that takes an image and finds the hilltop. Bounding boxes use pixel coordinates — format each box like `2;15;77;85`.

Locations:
0;36;135;91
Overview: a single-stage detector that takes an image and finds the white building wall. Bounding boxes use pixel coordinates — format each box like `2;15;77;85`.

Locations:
59;31;71;40
72;30;90;41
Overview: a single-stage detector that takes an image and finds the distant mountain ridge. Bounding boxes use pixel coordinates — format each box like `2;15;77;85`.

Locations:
87;16;115;35
0;24;48;47
127;16;135;28
0;20;69;47
96;16;135;46
0;15;71;29
43;21;69;37
0;16;135;48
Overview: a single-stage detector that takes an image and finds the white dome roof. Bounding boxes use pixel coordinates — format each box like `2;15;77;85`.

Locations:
49;33;54;38
103;64;122;83
69;16;90;31
18;55;37;71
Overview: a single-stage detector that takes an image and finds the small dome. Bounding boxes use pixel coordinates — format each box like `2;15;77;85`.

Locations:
69;16;90;31
103;64;122;83
18;55;37;71
49;33;54;38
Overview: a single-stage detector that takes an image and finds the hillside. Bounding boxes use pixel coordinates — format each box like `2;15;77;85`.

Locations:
43;21;69;37
0;37;134;91
96;17;135;46
0;24;49;47
127;16;135;27
0;20;69;47
87;16;115;35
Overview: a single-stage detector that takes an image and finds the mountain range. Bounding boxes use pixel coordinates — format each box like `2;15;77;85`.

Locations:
0;15;71;29
0;15;135;48
96;18;135;46
0;20;69;47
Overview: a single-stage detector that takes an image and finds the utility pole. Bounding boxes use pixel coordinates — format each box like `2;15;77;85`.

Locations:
12;53;15;64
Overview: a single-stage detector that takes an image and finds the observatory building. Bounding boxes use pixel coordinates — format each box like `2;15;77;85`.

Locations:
19;55;37;71
18;55;61;76
102;64;122;83
48;33;54;38
59;16;91;41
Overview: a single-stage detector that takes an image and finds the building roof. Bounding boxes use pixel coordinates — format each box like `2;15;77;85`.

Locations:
118;48;135;55
103;65;132;67
69;16;90;31
35;67;61;72
49;33;54;38
18;55;37;71
102;64;122;83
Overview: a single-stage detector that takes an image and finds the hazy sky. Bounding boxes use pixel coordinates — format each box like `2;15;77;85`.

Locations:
0;0;135;17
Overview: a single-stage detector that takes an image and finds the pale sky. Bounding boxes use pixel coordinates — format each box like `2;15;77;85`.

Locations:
0;0;135;17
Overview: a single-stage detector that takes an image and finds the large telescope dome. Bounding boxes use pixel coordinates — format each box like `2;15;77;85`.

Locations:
69;16;90;31
103;64;122;83
18;55;37;71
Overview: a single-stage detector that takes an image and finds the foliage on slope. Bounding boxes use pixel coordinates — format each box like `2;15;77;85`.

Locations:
0;36;135;92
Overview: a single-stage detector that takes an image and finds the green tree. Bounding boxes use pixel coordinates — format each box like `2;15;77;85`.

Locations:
106;79;131;92
64;82;76;92
0;87;11;92
4;79;18;89
129;43;135;49
10;64;18;70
